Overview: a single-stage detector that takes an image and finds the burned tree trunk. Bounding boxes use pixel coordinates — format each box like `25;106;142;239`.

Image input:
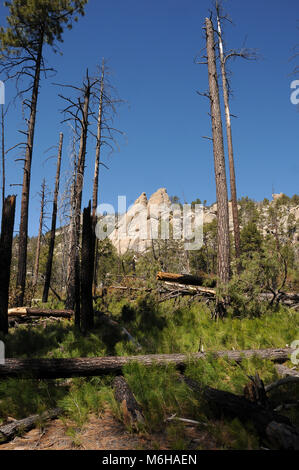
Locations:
81;202;95;333
216;6;241;261
42;133;63;303
113;376;144;428
205;17;230;295
16;34;44;307
0;348;293;379
183;375;299;450
65;72;91;327
0;195;16;335
92;59;105;296
0;408;62;444
32;179;46;290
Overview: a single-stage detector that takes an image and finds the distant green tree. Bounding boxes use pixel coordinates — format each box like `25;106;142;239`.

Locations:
240;222;263;255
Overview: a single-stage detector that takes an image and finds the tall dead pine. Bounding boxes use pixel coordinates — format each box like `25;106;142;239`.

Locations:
81;201;95;333
216;4;241;260
32;179;46;290
0;195;16;334
205;18;230;293
42;133;63;302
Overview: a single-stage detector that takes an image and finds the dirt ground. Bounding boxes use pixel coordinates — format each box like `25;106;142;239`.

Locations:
0;410;217;451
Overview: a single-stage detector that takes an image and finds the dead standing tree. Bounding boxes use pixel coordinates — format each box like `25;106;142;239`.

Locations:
0;195;16;335
32;179;47;291
58;70;101;327
0;0;88;307
204;17;230;315
215;1;258;262
81;201;95;333
91;59;125;295
42;132;63;303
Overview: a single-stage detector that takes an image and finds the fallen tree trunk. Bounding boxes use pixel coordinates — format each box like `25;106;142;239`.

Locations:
158;277;299;310
0;408;62;444
182;375;299;450
0;348;293;379
156;271;216;287
7;308;73;319
265;365;299;393
113;376;144;428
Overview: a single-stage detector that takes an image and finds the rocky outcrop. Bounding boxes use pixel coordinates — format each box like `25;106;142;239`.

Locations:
108;189;299;255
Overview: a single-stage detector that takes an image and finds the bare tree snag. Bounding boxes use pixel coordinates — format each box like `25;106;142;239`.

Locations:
205;17;230;297
16;33;44;308
216;3;241;261
42;133;63;303
1;105;6;208
81;201;95;332
0;348;294;379
113;376;144;428
0;195;16;334
32;179;46;290
0;408;62;444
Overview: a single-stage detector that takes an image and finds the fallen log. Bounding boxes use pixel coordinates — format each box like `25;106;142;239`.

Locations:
156;272;216;287
182;375;299;450
0;348;294;379
0;408;62;444
113;376;144;428
7;308;73;319
265;365;299;393
157;272;299;309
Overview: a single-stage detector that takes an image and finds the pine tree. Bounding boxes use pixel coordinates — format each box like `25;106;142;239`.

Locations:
0;0;88;306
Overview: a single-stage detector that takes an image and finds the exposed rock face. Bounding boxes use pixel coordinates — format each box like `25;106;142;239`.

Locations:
108;189;299;255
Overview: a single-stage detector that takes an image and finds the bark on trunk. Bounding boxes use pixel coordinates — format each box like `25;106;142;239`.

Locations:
81;202;95;333
0;348;293;379
205;17;230;291
32;179;46;289
113;376;144;428
1;106;5;208
7;307;73;318
16;33;44;307
65;76;91;327
0;195;16;334
216;8;241;261
91;61;105;296
183;375;299;450
42;133;63;302
156;271;216;287
0;408;62;444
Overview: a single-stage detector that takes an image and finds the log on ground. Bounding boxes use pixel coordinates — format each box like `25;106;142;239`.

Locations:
0;348;294;379
113;376;144;428
0;408;62;444
156;271;216;287
182;375;299;450
8;308;73;318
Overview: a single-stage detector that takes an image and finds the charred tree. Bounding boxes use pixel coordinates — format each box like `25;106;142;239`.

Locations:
216;4;241;260
205;17;230;298
32;179;46;290
0;195;16;335
0;1;88;307
42;133;63;303
81;201;95;333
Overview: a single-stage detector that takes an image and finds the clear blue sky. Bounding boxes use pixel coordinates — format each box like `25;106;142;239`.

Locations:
0;0;298;236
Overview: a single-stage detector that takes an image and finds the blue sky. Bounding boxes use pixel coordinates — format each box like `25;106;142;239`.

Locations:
0;0;298;236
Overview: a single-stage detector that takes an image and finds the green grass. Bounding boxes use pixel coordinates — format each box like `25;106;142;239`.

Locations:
0;296;298;449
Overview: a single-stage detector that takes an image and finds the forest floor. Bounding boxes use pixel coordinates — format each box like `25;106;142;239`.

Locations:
0;409;217;451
